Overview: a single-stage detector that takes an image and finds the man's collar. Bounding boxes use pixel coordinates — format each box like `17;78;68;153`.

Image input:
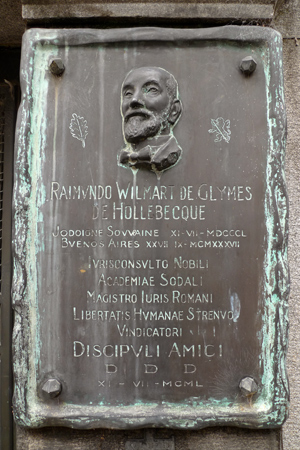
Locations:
131;134;173;152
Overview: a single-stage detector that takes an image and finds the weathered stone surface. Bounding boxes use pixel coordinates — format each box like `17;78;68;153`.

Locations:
16;426;282;449
22;0;276;4
22;2;274;22
275;0;300;39
0;0;24;46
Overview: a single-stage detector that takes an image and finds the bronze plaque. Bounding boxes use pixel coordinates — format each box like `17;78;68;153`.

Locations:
13;26;289;429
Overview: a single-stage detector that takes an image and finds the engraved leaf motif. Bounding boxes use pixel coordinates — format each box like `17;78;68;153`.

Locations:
208;117;231;143
69;113;88;148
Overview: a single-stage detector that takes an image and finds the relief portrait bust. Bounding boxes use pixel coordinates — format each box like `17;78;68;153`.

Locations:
118;67;183;175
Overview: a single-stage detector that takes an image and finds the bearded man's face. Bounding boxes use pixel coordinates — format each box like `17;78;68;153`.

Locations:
121;67;172;144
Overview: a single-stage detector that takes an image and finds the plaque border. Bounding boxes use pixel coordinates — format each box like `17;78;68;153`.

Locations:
12;26;289;429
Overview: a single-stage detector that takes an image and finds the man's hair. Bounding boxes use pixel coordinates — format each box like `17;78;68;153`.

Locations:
165;73;179;102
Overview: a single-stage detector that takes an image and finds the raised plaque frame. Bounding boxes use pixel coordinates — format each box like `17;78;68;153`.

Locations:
13;26;289;429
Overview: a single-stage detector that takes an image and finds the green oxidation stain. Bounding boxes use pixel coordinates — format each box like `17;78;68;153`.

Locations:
60;397;268;422
261;43;275;412
26;43;59;390
12;32;41;426
260;32;288;425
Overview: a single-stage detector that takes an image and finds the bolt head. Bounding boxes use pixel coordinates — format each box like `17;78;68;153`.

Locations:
239;56;257;76
50;59;65;76
239;376;258;397
42;378;62;398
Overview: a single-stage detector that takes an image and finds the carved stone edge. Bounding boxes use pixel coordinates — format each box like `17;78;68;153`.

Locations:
22;3;274;22
12;25;289;429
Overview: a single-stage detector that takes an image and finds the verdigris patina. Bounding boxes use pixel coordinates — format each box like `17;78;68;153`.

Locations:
12;26;288;429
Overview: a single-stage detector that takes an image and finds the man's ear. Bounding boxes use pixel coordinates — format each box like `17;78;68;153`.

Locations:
168;99;182;126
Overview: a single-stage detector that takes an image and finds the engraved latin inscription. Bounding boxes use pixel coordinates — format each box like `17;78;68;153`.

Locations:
48;178;252;390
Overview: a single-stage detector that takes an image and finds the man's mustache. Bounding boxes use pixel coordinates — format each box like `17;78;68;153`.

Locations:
124;109;153;122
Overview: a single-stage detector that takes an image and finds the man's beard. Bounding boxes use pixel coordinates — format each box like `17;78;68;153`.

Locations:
124;109;169;144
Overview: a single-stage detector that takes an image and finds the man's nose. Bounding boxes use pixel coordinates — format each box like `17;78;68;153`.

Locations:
130;93;144;108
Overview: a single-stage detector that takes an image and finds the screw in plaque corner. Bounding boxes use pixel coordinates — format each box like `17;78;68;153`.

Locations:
239;376;258;406
239;56;257;76
49;59;65;76
41;378;62;399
